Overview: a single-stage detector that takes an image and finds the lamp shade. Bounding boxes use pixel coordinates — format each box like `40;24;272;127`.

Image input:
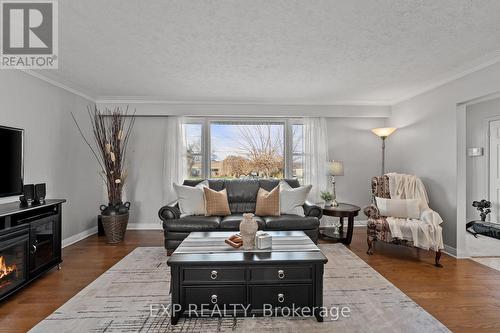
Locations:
371;127;397;138
327;160;344;176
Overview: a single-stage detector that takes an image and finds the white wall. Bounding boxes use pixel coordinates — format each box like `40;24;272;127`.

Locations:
123;115;385;226
0;71;101;241
466;97;500;221
326;117;386;216
125;117;168;228
387;61;500;251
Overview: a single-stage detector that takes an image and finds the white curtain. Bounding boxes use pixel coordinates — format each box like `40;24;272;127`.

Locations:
303;117;329;203
163;116;187;203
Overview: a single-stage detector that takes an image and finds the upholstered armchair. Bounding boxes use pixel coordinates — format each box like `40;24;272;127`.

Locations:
364;175;443;267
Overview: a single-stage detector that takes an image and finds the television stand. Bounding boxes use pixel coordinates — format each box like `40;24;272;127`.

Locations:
0;199;66;301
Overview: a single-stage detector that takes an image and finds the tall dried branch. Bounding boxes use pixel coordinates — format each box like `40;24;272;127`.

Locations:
72;105;135;205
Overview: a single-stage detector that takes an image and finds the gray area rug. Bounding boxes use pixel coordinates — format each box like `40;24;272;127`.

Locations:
30;245;449;333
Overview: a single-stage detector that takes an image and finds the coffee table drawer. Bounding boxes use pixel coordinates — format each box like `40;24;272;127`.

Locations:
250;285;311;308
250;266;312;282
183;267;245;283
184;286;246;308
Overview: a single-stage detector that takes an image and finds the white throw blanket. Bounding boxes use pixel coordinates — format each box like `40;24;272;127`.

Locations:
385;173;444;251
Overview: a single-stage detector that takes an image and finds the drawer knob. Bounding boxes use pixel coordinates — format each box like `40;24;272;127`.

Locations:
277;293;285;303
210;270;218;280
211;294;218;304
277;269;285;279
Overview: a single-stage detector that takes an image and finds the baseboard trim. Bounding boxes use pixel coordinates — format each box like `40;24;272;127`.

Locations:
62;226;97;248
354;220;367;227
443;244;458;258
127;223;162;230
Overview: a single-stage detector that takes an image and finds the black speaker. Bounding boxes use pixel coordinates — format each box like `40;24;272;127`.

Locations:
20;184;35;206
35;183;46;204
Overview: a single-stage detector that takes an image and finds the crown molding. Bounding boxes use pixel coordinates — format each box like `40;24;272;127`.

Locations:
390;51;500;105
460;90;500;107
21;69;96;102
95;96;392;106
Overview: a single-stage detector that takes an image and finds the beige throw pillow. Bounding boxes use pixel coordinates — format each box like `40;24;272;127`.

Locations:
375;197;421;219
255;187;280;216
203;187;231;216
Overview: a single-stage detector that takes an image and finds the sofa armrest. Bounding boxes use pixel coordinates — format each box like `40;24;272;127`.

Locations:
363;204;380;219
303;201;323;219
158;200;181;221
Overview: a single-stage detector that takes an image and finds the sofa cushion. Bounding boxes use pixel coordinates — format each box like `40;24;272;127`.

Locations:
259;179;299;191
184;179;225;191
263;215;319;230
220;214;265;230
225;179;260;213
163;216;220;232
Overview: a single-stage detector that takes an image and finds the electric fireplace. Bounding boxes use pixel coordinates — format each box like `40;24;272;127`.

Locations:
0;199;65;301
0;225;29;299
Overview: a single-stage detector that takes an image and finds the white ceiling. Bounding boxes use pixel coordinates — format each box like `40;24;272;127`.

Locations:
36;0;500;105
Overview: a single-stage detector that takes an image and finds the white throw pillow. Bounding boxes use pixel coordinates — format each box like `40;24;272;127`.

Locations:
375;197;420;219
279;181;312;216
173;180;209;217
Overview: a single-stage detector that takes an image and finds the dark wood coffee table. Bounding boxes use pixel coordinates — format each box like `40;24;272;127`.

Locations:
320;203;361;245
167;231;328;324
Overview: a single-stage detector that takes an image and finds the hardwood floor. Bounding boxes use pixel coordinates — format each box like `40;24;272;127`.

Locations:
1;228;500;332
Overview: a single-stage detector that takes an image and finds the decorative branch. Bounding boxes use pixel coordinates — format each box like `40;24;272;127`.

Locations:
72;105;135;206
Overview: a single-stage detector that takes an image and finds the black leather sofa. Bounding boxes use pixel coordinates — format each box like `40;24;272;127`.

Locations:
159;179;323;252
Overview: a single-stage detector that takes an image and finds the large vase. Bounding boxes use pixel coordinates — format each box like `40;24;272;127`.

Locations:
239;213;258;250
100;202;130;244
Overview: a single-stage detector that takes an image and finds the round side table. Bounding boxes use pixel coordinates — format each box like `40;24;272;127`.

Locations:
320;203;360;245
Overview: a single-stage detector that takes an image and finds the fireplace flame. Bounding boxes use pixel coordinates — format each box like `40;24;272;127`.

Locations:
0;256;16;280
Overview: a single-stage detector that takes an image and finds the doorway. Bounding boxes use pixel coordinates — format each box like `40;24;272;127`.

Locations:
463;99;500;260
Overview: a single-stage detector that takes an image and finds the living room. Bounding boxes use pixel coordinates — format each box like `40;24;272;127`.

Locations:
1;1;500;332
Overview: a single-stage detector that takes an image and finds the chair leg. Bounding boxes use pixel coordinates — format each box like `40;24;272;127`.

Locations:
367;237;374;255
434;250;443;268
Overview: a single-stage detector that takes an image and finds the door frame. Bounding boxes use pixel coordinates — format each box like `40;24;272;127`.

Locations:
487;117;500;223
457;92;500;258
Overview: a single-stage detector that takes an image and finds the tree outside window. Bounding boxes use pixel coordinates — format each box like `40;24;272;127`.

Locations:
182;119;303;182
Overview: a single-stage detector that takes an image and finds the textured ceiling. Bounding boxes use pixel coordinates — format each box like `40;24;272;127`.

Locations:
37;0;500;104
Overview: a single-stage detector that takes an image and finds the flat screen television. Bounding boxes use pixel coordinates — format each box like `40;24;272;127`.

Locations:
0;126;24;197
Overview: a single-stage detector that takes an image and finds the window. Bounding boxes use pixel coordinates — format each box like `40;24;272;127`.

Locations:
184;123;203;179
182;118;303;181
211;122;285;178
292;123;304;184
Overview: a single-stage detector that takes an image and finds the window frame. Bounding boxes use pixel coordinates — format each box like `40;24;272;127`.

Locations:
289;120;305;182
183;117;303;180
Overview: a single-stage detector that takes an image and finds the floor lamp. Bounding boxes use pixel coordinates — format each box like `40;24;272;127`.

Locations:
371;127;397;176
